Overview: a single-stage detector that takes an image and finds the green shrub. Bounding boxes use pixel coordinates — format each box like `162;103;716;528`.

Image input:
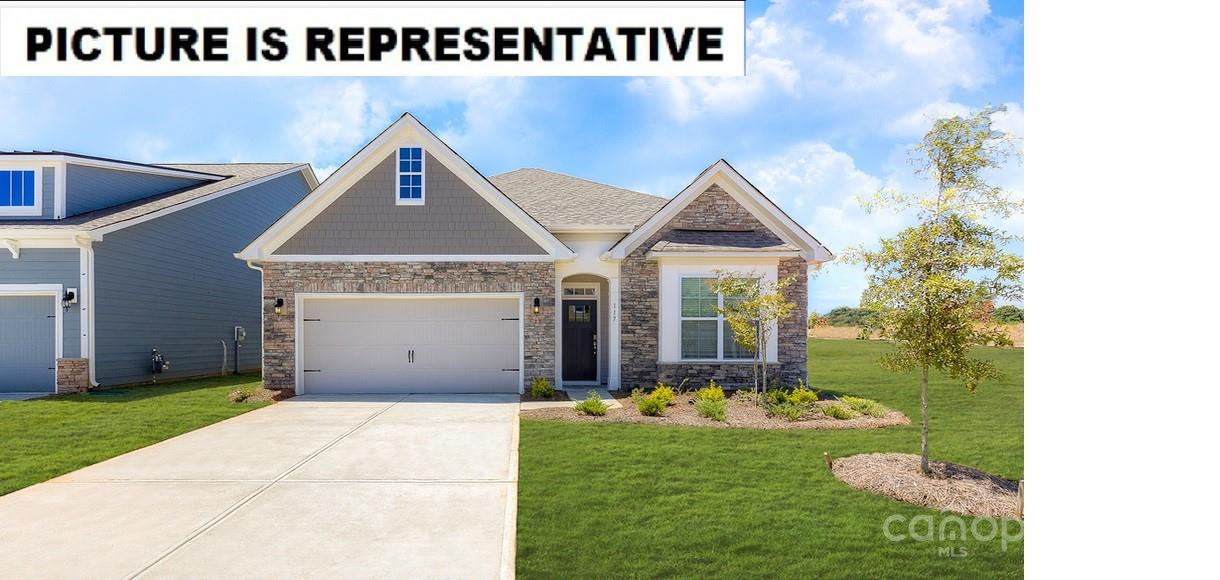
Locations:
637;395;667;416
787;382;820;406
530;377;556;399
694;380;725;402
694;398;727;421
573;391;607;416
822;403;861;420
769;402;807;421
824;306;879;327
765;388;788;406
993;305;1024;324
651;383;676;406
840;396;888;417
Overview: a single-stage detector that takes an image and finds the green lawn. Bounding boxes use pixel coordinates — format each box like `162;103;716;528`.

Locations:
0;374;270;496
517;339;1023;579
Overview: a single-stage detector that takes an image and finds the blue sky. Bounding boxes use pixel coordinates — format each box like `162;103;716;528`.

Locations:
0;0;1023;313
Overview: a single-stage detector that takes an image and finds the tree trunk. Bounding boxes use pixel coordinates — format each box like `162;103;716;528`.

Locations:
920;364;930;475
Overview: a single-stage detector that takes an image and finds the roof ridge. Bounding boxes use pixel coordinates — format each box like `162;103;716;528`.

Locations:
496;167;668;202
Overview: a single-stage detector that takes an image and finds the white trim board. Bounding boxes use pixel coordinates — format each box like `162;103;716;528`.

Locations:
293;292;526;395
604;159;833;263
0;165;45;217
238;113;573;261
0;154;225;181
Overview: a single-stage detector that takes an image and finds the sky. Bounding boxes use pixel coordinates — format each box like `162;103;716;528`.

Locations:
0;0;1024;313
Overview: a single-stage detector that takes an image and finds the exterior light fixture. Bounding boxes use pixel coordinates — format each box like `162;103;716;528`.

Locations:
533;297;540;314
274;298;285;315
62;288;77;309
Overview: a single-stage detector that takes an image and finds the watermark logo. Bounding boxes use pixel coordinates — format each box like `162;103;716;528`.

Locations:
883;513;1023;554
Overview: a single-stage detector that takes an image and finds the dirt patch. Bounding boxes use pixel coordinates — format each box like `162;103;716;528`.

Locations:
810;323;1024;347
831;453;1020;518
228;388;291;404
520;391;572;402
520;391;908;430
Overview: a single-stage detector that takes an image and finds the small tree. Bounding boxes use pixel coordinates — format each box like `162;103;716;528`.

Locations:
848;106;1023;475
708;272;798;400
808;311;829;330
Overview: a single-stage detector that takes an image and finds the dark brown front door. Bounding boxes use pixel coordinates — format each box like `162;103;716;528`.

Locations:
562;300;597;381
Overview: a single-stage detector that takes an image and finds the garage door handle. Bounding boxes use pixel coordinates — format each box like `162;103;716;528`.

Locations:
303;369;322;373
501;368;519;372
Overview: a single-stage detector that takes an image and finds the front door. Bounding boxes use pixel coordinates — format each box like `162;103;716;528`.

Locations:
562;300;597;382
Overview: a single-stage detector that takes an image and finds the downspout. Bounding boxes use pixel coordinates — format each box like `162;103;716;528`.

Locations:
245;260;264;378
77;235;100;388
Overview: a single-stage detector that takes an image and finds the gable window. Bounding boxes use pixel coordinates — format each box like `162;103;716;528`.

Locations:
396;146;425;205
680;277;756;360
0;169;40;216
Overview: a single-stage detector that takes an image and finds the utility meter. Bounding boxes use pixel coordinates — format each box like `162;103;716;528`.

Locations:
234;326;246;343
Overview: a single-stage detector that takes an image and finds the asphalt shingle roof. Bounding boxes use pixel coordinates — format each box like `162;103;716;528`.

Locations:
489;168;668;230
0;163;304;230
649;229;799;253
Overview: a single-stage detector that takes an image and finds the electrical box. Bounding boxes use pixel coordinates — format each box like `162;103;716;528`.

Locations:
234;326;246;343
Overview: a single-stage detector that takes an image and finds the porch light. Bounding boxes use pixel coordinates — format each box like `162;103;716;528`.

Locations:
533;297;540;314
274;298;284;315
62;289;77;309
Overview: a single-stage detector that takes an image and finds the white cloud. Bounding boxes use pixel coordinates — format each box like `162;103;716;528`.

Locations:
887;100;972;136
629;0;1011;122
288;80;391;165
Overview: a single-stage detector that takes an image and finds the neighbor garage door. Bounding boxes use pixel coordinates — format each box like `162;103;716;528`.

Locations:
0;295;56;393
300;295;521;394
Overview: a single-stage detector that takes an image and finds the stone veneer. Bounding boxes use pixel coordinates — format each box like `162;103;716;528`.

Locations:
55;358;90;393
260;261;555;392
620;183;809;389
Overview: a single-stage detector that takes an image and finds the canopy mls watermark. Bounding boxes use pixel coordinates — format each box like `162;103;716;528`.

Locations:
0;1;746;76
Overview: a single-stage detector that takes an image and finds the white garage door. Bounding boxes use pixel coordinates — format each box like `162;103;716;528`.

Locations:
300;295;521;394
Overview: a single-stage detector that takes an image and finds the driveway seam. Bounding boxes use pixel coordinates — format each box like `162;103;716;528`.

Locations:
125;395;407;580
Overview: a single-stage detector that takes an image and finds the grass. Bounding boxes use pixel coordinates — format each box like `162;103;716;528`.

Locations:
0;373;271;496
517;339;1023;579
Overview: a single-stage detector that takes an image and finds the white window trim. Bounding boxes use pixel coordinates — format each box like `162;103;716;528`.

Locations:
659;262;779;364
395;144;426;206
0;167;43;217
678;276;756;362
562;282;600;298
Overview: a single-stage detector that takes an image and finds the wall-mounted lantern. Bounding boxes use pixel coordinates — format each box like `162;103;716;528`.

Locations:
274;298;285;315
62;288;77;309
533;297;540;315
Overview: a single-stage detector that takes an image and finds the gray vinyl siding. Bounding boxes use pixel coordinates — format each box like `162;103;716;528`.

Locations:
92;171;311;386
0;248;82;358
275;153;545;255
66;164;208;217
0;166;56;220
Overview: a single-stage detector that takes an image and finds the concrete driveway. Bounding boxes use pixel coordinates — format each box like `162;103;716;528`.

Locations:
0;394;520;579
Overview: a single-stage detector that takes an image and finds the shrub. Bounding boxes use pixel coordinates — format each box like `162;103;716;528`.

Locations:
629;387;646;403
766;388;788;406
637;395;667;416
573;391;607;416
651;383;676;406
694;380;725;402
840;396;888;418
694;398;727;421
993;305;1024;324
822;403;861;420
530;377;556;399
787;382;820;406
824;306;879;327
770;402;807;421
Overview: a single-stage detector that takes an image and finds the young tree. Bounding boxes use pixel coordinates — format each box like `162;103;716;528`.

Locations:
708;272;798;400
849;106;1024;475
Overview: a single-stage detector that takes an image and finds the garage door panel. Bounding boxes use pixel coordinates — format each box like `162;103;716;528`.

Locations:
0;296;56;393
300;296;522;394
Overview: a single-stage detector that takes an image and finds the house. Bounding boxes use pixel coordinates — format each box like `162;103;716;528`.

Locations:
237;113;832;395
0;152;317;393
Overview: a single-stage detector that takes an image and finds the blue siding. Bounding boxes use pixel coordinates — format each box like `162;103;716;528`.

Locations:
66;164;209;217
0;166;56;220
0;248;82;358
92;171;311;385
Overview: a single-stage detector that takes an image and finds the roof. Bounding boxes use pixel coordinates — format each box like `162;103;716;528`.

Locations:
0;150;226;179
489;168;668;230
0;163;306;231
649;229;801;254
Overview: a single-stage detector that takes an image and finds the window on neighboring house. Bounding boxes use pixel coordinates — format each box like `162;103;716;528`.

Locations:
680;277;757;360
396;146;424;205
0;169;37;210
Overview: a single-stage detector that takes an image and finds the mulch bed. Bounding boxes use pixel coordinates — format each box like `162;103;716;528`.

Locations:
520;391;572;402
831;453;1021;518
519;391;909;430
227;388;292;403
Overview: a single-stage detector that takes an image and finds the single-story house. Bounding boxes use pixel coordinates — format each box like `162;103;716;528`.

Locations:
238;113;832;395
0;152;316;393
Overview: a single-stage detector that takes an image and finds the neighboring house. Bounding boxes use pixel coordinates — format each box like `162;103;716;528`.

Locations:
0;152;317;393
238;113;832;395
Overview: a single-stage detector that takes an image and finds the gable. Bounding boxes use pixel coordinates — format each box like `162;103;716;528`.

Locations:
239;113;572;261
605;161;832;262
66;164;209;216
274;152;545;256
